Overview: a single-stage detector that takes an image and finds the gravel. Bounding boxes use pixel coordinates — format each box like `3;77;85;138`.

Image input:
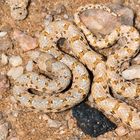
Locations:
0;112;10;140
7;0;29;20
0;74;9;93
1;53;8;65
7;66;24;79
9;56;23;67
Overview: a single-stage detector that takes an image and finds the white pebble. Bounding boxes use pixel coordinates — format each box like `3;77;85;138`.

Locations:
42;114;62;128
47;119;62;128
44;14;53;26
7;66;23;79
115;126;128;136
8;0;29;20
10;137;19;140
63;14;69;19
9;56;22;67
122;65;140;80
0;122;9;140
0;35;12;51
1;54;8;65
0;32;7;37
42;114;49;120
11;111;19;117
26;60;33;71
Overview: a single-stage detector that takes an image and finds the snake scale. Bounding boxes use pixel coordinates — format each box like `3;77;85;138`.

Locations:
12;4;140;130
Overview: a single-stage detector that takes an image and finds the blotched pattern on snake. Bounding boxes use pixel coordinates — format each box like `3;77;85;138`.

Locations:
12;4;140;130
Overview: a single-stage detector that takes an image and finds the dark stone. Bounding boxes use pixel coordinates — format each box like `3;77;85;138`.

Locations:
72;103;117;137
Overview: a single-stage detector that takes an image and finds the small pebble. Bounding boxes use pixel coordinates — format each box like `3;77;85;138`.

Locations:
1;53;8;65
51;4;67;16
59;128;66;134
66;112;75;129
31;129;36;133
8;0;29;20
0;36;12;51
115;126;128;136
72;103;117;137
122;65;140;80
13;29;38;52
7;66;23;79
63;14;69;19
44;14;53;26
41;114;49;121
42;114;61;128
48;119;62;128
9;56;22;67
10;137;19;140
0;32;7;38
26;60;33;71
55;4;66;14
0;74;9;93
0;123;9;140
11;111;19;117
0;113;9;140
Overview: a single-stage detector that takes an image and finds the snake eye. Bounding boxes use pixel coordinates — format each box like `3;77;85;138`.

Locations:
57;38;66;47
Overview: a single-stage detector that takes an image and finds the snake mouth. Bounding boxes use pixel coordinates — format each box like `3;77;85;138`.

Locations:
27;88;41;95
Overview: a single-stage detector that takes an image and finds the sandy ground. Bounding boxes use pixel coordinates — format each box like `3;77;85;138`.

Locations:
0;0;140;139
